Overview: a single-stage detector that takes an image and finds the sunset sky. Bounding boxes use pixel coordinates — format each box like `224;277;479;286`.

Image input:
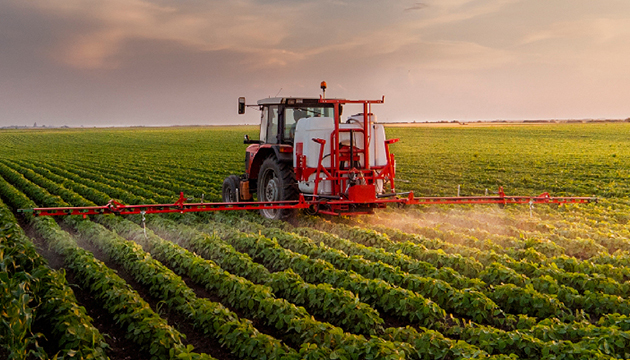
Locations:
1;0;630;127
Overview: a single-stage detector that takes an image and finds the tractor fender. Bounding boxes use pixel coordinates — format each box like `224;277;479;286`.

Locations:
247;144;293;181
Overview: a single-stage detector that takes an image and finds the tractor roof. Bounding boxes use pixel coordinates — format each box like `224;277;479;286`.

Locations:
257;97;337;106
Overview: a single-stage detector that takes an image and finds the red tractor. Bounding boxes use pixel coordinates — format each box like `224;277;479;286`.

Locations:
224;82;396;219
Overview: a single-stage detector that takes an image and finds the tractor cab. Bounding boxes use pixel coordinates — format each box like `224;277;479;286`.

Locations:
253;97;338;145
240;97;339;198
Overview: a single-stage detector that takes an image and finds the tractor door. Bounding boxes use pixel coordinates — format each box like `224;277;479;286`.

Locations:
259;107;268;143
246;104;283;179
258;105;280;144
265;105;280;144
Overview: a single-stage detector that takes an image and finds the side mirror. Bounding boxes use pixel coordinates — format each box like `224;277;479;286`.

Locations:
243;134;261;144
238;97;246;114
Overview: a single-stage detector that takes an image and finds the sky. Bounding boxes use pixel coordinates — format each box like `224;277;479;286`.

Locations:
1;0;630;127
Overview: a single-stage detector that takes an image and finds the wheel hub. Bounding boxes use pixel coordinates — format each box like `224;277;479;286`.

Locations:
265;178;279;201
261;175;280;219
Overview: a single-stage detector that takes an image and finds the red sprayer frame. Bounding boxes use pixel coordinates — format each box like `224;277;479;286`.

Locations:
292;96;399;215
19;189;595;218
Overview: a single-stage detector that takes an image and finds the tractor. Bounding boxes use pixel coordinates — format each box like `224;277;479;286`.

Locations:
223;82;397;220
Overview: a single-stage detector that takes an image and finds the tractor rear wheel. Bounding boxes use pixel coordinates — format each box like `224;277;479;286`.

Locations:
222;175;241;202
257;157;297;220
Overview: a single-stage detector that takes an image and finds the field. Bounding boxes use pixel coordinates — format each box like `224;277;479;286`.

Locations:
1;123;630;359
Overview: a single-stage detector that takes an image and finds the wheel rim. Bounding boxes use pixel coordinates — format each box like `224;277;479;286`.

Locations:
223;179;237;202
261;171;280;218
224;187;235;202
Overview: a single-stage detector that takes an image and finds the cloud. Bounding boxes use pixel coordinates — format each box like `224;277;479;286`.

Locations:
405;2;428;11
413;0;520;27
520;17;630;46
7;0;521;73
15;0;301;69
2;0;630;126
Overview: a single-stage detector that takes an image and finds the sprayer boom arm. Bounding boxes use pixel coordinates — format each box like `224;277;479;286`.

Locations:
17;190;595;217
408;188;595;205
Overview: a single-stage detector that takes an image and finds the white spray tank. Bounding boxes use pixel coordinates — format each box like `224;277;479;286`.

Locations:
292;112;388;195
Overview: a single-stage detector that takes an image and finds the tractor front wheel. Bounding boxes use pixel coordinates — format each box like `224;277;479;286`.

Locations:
222;175;241;202
257;157;297;220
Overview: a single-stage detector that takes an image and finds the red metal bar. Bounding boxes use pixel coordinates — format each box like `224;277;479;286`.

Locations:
17;189;595;218
405;189;595;206
318;97;385;198
364;101;370;171
312;138;328;196
333;103;340;196
383;138;398;193
319;97;385;105
408;196;595;205
23;197;311;217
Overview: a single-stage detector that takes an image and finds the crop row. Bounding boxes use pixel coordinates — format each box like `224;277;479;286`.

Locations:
34;158;210;201
0;198;109;359
10;158;390;337
4;159;151;206
310;217;630;321
4;158;417;358
369;204;630;277
75;216;304;360
311;214;630;291
218;215;518;327
297;219;563;318
376;217;630;285
0;173;210;360
203;217;447;326
60;158;223;200
206;213;630;359
312;219;630;318
204;211;630;357
36;159;174;201
104;215;412;359
147;216;520;360
4;155;630;360
1;160;315;359
142;214;385;336
380;219;630;299
380;204;620;257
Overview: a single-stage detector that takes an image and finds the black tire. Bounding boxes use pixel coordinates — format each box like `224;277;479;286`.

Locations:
222;175;241;202
257;157;298;220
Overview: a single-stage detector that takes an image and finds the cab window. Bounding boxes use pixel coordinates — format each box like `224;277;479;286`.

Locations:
284;108;308;141
267;105;279;144
283;106;334;142
259;107;268;143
